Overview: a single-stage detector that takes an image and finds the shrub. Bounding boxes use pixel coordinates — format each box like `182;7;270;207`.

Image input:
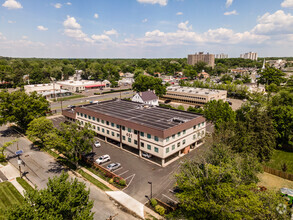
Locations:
109;178;113;184
150;198;157;207
155;205;165;216
119;179;126;186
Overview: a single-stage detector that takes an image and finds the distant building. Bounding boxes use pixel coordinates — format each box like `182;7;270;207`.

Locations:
187;52;215;68
240;52;258;61
57;80;110;93
215;53;228;59
132;91;159;106
198;70;210;79
162;86;227;106
24;83;72;99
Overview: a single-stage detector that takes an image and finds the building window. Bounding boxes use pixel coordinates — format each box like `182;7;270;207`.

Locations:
80;113;83;117
134;140;138;145
147;144;151;150
101;120;104;124
128;128;131;132
202;122;204;126
92;125;96;129
116;124;120;129
202;130;204;135
77;112;80;116
122;126;125;131
198;132;200;137
147;134;151;139
154;136;159;142
88;116;91;120
193;134;196;140
198;124;200;128
166;137;169;142
117;133;120;138
81;121;84;125
183;130;186;134
183;139;186;144
84;114;87;118
177;142;180;148
97;118;100;122
140;132;144;137
177;132;181;137
112;132;114;136
123;136;125;140
154;147;159;153
141;142;144;147
134;130;138;135
128;137;131;143
92;117;95;121
107;130;109;134
97;127;100;131
172;134;175;139
102;128;105;133
106;121;109;125
172;145;175;150
111;123;114;127
166;147;169;153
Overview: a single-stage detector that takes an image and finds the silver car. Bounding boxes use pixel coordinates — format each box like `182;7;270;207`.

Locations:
107;163;121;171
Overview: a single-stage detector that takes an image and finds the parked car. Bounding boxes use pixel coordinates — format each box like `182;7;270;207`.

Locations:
142;152;152;158
107;163;121;171
94;141;101;148
67;105;76;108
95;155;110;164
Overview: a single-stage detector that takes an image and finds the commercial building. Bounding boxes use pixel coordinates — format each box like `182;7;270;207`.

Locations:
24;83;72;99
62;99;206;166
132;91;159;106
187;52;215;68
215;53;228;59
240;52;258;61
162;86;227;106
57;80;111;93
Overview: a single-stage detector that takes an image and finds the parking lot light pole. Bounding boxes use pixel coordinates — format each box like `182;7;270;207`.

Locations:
148;181;152;199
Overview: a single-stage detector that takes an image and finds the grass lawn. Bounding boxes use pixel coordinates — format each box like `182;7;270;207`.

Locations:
16;177;34;192
266;149;293;174
0;182;24;219
56;94;85;101
78;169;111;191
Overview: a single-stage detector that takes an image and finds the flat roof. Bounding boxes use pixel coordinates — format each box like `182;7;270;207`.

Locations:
78;99;201;131
166;86;227;96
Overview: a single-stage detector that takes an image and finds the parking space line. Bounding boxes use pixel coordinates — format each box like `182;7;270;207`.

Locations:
124;174;135;180
113;167;123;173
123;174;135;189
162;194;178;204
117;170;129;176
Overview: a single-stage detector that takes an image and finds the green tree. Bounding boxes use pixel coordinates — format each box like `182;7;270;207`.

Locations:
132;75;166;96
6;172;94;220
258;66;286;86
26;117;55;146
203;100;236;128
177;105;185;111
0;140;17;162
0;90;50;130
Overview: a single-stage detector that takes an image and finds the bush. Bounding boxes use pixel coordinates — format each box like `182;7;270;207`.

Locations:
155;205;165;216
150;198;157;207
119;179;126;186
109;178;113;184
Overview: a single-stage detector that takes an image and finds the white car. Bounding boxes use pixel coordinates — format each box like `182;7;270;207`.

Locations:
94;141;101;148
95;155;110;164
142;152;152;158
107;163;121;171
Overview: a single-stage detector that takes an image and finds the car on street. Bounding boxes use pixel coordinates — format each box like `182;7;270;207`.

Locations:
95;154;110;164
94;141;101;148
67;105;76;108
107;163;121;171
142;152;152;158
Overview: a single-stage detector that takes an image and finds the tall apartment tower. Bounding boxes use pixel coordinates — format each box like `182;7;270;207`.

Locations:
215;53;228;59
240;52;258;61
187;52;215;68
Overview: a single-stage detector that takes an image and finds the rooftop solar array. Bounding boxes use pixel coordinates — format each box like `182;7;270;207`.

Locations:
79;99;200;131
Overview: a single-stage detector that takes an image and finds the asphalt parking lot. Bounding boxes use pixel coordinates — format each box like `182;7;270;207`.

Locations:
49;115;66;129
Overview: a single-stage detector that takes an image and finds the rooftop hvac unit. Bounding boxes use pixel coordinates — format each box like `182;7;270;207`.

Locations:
205;92;209;94
171;117;188;123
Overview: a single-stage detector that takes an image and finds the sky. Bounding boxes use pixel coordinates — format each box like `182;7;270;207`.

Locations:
1;0;293;58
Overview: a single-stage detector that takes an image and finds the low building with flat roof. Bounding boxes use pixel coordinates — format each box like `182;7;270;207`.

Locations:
162;86;227;106
57;80;110;93
62;99;206;166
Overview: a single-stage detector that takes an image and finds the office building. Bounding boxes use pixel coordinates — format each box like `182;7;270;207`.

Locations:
162;86;227;106
187;52;215;68
62;99;206;167
240;52;258;61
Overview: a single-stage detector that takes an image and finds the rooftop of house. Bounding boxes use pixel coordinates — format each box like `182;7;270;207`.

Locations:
138;91;158;101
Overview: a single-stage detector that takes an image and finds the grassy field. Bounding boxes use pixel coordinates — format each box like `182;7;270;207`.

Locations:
16;177;34;192
78;169;111;191
266;149;293;174
0;182;24;219
56;94;85;101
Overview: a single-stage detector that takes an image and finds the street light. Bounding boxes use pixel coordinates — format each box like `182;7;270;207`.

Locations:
148;181;152;199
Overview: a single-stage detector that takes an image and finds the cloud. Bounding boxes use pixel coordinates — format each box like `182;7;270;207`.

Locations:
104;29;118;36
22;36;28;39
224;10;238;15
94;13;99;19
137;0;167;6
178;21;192;31
66;2;71;5
37;25;48;31
91;34;111;42
8;20;16;23
142;18;148;23
0;33;7;40
176;12;183;15
281;0;293;8
226;0;233;8
63;15;81;29
252;10;293;35
2;0;22;9
54;3;62;8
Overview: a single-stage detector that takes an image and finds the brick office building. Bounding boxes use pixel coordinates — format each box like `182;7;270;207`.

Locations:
62;99;206;166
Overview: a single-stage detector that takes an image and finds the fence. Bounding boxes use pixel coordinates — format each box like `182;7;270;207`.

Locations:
263;166;293;181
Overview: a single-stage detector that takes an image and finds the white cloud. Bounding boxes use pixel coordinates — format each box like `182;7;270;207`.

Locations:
66;2;71;5
178;21;192;31
226;0;233;8
176;12;183;15
8;20;16;23
137;0;167;6
63;15;81;29
224;10;238;15
0;33;7;40
91;34;111;42
2;0;22;9
94;13;99;19
281;0;293;8
142;18;148;23
22;36;28;39
37;25;48;31
104;29;118;36
252;10;293;35
54;3;62;8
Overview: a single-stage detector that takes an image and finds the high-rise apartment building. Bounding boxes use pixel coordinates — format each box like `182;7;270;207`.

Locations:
215;53;228;59
240;52;258;61
187;52;215;68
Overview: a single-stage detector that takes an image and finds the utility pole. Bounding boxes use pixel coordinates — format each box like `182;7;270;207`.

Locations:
16;142;22;178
